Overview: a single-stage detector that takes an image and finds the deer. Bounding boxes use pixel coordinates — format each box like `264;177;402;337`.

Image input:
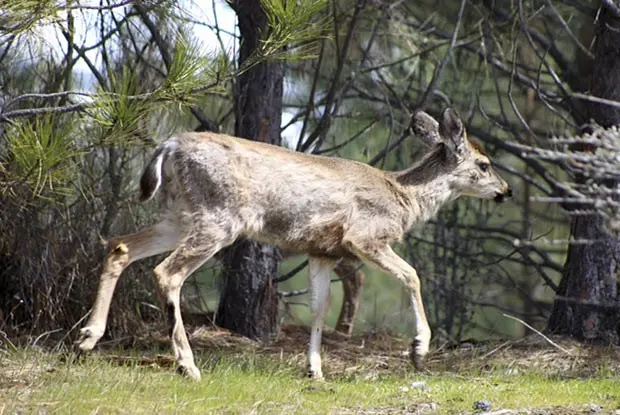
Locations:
76;107;512;381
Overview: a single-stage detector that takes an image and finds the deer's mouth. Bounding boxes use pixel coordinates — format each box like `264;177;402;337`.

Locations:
494;187;513;203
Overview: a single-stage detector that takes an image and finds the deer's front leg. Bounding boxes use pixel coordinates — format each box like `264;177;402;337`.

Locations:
307;258;336;379
408;279;431;369
349;243;431;369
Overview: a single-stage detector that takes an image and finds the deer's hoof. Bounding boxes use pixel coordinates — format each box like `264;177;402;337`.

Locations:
307;367;324;381
177;364;201;381
411;339;426;371
76;327;103;351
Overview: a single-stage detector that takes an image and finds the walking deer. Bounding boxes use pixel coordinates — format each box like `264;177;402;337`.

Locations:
77;107;511;380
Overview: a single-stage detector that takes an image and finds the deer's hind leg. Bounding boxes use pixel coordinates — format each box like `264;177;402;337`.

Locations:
334;260;364;336
78;217;185;351
152;215;240;380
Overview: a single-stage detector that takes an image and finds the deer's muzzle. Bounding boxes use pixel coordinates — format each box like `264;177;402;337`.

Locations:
494;187;513;203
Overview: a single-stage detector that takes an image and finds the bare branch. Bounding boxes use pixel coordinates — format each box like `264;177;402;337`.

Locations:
299;1;364;152
415;0;466;110
572;92;620;110
502;313;574;355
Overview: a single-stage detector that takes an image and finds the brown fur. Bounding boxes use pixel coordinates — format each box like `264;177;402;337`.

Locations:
77;108;511;381
468;137;488;156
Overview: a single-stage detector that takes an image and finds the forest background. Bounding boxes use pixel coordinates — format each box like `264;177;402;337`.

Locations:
1;0;619;351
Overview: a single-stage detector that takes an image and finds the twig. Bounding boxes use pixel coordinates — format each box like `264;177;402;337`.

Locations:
32;329;63;347
274;260;308;283
57;309;92;351
479;339;512;360
414;0;467;110
65;0;135;11
0;330;18;352
278;278;342;297
501;313;574;356
300;0;365;152
572;92;620;110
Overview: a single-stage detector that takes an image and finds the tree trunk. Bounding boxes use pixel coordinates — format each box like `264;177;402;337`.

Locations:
547;5;620;344
215;0;283;342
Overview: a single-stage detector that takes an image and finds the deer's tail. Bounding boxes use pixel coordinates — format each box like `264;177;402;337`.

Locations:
139;140;177;202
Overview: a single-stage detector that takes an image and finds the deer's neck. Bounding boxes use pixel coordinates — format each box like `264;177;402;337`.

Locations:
394;145;459;225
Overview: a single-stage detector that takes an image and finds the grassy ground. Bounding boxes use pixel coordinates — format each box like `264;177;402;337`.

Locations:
1;326;619;414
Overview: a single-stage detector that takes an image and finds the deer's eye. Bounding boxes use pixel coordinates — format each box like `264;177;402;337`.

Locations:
478;162;489;172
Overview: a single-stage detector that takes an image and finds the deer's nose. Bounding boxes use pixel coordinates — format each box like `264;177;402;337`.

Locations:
506;187;513;198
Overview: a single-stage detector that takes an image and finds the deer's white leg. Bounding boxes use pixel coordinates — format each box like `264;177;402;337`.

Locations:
78;218;183;351
409;289;431;365
153;220;237;381
157;276;201;380
307;257;336;380
349;243;431;369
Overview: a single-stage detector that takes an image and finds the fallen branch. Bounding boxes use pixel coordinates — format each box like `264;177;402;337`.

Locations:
501;313;574;356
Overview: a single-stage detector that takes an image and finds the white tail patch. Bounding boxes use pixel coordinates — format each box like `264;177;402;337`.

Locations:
147;152;165;202
140;140;178;203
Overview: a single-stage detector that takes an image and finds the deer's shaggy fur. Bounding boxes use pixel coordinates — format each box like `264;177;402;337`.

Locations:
77;108;511;380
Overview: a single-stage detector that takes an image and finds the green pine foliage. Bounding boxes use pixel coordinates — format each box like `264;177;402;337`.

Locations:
5;115;79;201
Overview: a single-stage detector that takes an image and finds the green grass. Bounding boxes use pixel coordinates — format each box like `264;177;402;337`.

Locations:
2;340;619;414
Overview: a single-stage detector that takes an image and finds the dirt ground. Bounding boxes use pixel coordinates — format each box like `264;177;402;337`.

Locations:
87;323;620;381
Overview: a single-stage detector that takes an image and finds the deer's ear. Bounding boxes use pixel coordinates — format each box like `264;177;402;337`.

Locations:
438;107;466;154
411;111;441;149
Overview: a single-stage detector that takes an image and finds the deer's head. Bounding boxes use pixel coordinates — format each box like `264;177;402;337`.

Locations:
412;108;512;203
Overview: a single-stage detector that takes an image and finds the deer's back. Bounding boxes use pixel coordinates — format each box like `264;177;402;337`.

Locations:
166;132;411;258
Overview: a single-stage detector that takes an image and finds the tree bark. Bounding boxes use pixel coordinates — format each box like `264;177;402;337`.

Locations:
215;0;283;342
547;5;620;344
